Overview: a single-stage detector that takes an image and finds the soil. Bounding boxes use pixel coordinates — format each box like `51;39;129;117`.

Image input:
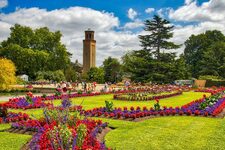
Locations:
96;127;112;142
6;128;36;135
215;108;225;118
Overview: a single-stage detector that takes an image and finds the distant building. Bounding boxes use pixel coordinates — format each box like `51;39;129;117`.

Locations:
83;29;96;73
18;74;29;81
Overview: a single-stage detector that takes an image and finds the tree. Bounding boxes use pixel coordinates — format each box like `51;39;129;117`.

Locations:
184;30;225;77
199;42;225;78
87;67;104;83
0;44;49;79
0;24;70;78
0;58;16;89
103;57;123;83
64;64;78;82
36;70;66;82
122;50;154;82
139;15;180;59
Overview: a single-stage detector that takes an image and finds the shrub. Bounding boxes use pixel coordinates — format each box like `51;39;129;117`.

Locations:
0;58;16;89
105;101;114;112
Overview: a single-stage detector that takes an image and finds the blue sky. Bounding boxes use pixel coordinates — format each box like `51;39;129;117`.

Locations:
3;0;208;25
0;0;224;65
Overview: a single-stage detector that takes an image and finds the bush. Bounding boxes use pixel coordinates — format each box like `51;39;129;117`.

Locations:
205;80;225;87
0;58;16;90
36;70;66;82
199;75;225;87
199;75;223;81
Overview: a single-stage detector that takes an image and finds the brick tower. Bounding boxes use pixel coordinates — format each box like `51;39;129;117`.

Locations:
83;29;96;73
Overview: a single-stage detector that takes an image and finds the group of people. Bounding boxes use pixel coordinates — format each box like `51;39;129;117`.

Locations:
55;81;97;93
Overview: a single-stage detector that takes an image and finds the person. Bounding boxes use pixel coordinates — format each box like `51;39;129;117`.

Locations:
84;82;87;93
62;82;67;92
93;81;97;91
124;80;130;89
104;82;108;92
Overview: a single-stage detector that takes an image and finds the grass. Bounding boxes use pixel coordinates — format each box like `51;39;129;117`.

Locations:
0;132;31;150
52;91;209;109
0;124;11;131
6;91;225;150
11;92;209;118
101;117;225;150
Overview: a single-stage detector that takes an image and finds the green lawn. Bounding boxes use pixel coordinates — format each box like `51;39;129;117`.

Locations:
52;91;209;109
0;124;31;150
11;92;209;118
6;91;225;150
102;116;225;150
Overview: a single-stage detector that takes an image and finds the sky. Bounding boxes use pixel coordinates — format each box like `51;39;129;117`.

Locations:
0;0;225;66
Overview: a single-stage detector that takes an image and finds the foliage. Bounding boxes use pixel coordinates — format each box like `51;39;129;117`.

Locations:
0;58;16;89
16;76;27;84
199;41;225;78
87;67;105;83
0;44;49;79
139;15;180;59
122;15;188;83
153;99;160;111
122;50;189;83
36;70;66;82
105;100;114;112
199;93;223;110
0;24;70;79
76;124;87;148
64;64;78;82
184;30;225;78
199;75;223;81
103;57;123;83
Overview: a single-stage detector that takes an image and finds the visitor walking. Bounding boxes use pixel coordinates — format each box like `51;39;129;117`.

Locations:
84;82;87;93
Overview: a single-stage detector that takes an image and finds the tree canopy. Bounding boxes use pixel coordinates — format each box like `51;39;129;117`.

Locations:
103;57;123;83
184;30;225;78
0;24;71;79
139;15;180;59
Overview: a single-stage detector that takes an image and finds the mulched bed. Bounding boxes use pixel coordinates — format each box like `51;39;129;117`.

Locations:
216;108;225;118
5;128;36;135
96;127;113;142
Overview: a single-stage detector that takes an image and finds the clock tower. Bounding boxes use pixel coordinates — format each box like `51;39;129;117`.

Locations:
83;29;96;73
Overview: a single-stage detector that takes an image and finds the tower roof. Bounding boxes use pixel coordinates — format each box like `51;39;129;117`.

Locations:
85;28;94;32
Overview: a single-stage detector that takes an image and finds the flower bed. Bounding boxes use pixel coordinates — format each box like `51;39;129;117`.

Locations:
84;92;225;120
2;97;52;109
10;97;110;150
0;112;29;124
113;91;182;101
195;87;225;94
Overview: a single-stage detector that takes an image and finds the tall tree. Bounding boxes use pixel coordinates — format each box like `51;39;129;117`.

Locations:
199;42;225;78
0;24;70;79
87;67;105;83
122;50;154;82
103;57;123;83
184;30;225;77
0;44;49;78
139;15;180;59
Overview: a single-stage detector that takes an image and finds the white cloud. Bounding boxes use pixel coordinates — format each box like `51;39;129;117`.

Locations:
127;8;138;20
169;0;225;22
123;19;144;29
0;0;7;8
168;0;225;54
145;8;155;14
0;7;141;65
